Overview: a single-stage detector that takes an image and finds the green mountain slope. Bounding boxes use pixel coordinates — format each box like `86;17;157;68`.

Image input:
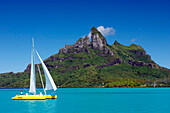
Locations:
0;27;170;88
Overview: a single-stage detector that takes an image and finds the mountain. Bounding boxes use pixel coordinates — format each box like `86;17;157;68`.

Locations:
0;27;170;88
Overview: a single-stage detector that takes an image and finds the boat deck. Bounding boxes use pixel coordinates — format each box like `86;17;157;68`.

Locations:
12;95;57;100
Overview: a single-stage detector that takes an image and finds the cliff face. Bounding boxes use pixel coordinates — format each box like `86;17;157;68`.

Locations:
46;27;155;70
59;36;91;54
91;27;107;49
59;27;114;56
1;27;170;88
59;43;86;54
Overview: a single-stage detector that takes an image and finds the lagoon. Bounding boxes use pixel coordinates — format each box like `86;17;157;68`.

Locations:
0;88;170;113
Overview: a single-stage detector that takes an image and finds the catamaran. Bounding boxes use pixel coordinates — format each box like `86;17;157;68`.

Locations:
12;38;57;100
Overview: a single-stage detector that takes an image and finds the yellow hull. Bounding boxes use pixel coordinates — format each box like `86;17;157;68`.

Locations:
45;95;57;99
12;95;57;100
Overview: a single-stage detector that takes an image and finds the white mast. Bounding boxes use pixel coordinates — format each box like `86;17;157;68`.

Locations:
36;51;57;91
29;38;36;94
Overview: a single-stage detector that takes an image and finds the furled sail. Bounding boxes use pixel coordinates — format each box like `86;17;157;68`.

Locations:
36;51;57;91
29;38;36;94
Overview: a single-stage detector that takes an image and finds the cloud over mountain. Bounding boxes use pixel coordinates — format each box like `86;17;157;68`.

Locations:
88;26;115;37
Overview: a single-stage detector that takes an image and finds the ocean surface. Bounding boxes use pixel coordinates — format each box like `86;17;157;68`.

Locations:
0;88;170;113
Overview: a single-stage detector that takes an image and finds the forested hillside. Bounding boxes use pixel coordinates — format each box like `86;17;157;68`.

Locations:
0;27;170;88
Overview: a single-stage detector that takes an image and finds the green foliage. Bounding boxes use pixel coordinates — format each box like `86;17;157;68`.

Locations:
105;78;145;87
0;41;170;88
111;42;154;63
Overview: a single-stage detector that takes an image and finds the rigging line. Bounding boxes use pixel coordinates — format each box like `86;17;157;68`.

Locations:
34;47;42;94
37;64;46;95
36;50;57;91
36;88;41;93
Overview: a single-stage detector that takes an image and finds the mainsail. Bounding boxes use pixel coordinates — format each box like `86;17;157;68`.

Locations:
29;38;36;94
36;51;57;91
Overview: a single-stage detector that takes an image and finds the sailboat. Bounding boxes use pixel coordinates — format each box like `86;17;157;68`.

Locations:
12;38;57;100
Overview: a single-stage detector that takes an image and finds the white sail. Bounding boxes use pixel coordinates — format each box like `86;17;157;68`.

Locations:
29;38;36;94
36;51;57;91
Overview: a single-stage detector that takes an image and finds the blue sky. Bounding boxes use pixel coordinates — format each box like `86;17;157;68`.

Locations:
0;0;170;73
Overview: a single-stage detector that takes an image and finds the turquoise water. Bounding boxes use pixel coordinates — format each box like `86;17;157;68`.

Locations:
0;88;170;113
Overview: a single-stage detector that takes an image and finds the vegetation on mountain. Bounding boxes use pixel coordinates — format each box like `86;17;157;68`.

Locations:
0;27;170;88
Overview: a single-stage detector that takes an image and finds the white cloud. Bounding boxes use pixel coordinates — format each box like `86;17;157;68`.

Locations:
97;26;115;36
130;38;137;43
88;32;91;38
88;26;115;38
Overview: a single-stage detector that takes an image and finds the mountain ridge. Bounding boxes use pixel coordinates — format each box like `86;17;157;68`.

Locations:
0;27;170;88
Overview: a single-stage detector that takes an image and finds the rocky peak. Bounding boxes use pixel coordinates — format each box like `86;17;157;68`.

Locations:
90;27;114;56
91;27;107;50
74;36;91;47
59;27;114;56
84;36;91;47
114;40;120;46
59;36;91;54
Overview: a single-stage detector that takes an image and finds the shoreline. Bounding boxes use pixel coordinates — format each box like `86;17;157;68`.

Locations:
0;86;170;89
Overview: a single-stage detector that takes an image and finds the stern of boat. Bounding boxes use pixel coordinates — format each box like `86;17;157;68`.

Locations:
45;95;57;99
